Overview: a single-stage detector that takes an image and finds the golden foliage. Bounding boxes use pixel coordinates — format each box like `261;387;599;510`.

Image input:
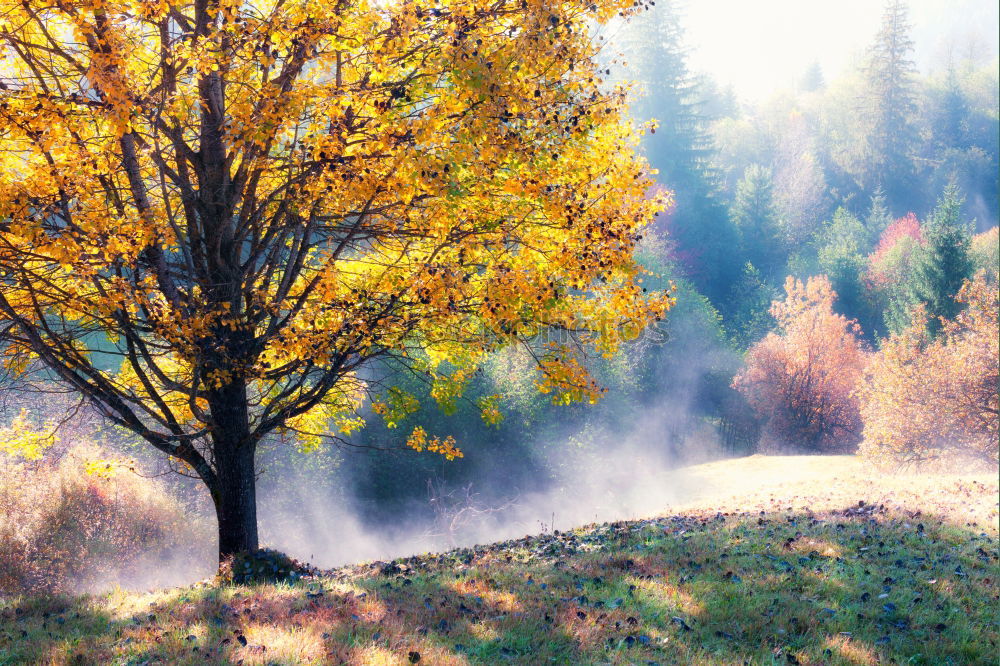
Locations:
405;425;462;460
857;272;999;467
0;408;58;460
0;0;671;466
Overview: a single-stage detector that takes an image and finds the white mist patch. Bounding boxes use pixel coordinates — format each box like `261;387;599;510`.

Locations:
256;414;727;570
77;541;216;595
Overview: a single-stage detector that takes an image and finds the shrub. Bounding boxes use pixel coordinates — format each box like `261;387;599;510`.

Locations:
970;226;998;282
217;548;318;586
0;441;211;595
733;276;868;452
857;273;999;467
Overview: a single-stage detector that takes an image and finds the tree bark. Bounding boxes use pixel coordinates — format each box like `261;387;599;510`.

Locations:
213;441;258;561
208;379;259;562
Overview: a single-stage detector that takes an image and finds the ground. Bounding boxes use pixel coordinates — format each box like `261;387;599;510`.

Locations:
1;455;997;665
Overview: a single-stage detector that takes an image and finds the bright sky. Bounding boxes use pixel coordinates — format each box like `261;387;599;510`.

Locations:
681;0;1000;100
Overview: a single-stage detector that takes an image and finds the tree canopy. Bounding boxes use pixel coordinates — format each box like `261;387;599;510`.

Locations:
0;0;672;559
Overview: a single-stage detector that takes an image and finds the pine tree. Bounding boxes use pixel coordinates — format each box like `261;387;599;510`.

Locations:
726;263;777;350
910;184;974;335
862;0;918;206
800;61;826;93
621;1;710;185
865;187;894;245
934;67;969;150
731;165;786;281
617;1;740;303
817;209;875;336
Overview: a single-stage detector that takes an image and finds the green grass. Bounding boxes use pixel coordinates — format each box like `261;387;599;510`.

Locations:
1;456;997;665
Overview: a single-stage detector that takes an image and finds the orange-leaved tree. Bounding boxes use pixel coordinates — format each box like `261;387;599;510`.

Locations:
0;0;672;562
857;273;999;467
733;276;868;452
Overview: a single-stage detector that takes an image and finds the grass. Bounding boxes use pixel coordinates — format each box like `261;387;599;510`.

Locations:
1;455;997;665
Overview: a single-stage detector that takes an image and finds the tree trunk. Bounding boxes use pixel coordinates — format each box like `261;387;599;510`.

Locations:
213;442;259;561
208;380;259;563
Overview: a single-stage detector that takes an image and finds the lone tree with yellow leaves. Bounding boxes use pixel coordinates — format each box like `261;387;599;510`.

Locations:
0;0;671;562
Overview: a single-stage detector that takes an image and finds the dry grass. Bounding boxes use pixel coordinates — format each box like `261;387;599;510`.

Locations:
0;443;212;596
669;455;998;526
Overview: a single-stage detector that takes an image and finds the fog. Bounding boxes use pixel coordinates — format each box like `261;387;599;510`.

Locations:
680;0;999;101
258;416;724;571
253;287;744;571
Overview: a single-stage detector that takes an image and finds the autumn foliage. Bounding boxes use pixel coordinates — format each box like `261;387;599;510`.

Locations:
733;276;867;453
857;273;999;467
865;212;924;289
971;226;999;282
0;440;210;595
0;0;671;558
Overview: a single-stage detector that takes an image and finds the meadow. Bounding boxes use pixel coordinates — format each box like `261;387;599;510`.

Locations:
3;456;996;665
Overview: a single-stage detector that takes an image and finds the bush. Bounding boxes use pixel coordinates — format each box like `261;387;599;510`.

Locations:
0;442;211;595
217;548;318;586
733;276;868;453
857;273;999;467
970;226;998;282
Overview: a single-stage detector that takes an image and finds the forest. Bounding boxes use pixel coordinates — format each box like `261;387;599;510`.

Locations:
0;0;997;663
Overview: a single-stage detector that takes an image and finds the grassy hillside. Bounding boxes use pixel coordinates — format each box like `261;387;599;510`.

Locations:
1;456;997;665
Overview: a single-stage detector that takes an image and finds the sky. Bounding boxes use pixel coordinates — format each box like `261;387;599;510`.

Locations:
680;0;1000;101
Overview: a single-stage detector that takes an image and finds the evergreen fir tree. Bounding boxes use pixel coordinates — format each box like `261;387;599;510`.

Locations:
816;209;876;337
617;1;741;304
864;187;894;245
726;262;777;350
731;164;786;281
862;0;918;207
910;183;974;335
800;61;826;93
934;66;968;151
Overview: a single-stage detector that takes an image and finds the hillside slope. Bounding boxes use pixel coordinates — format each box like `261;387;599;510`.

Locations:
2;456;997;665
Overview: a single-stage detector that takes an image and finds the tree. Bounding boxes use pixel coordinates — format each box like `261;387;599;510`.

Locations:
909;184;974;335
0;0;671;563
619;0;708;184
931;67;969;152
970;227;999;283
858;273;998;467
616;0;740;303
799;62;826;93
733;276;867;453
731;164;786;281
773;111;828;247
865;212;925;335
816;208;876;336
725;263;776;350
918;63;1000;229
861;0;918;205
864;187;893;243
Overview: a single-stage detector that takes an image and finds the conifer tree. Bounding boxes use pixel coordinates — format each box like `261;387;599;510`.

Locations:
800;62;826;93
731;165;785;282
617;1;740;303
865;187;894;245
934;67;969;151
726;263;776;350
817;209;875;336
862;0;918;206
910;184;974;335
